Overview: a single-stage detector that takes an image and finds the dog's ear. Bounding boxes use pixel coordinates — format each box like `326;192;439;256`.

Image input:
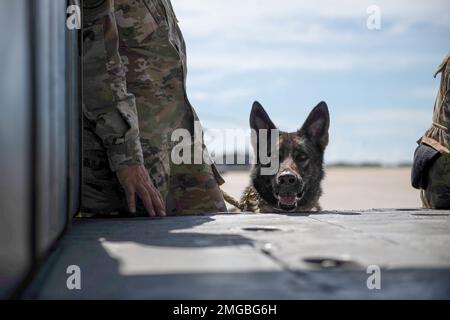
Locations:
250;101;278;163
250;101;276;131
298;101;330;150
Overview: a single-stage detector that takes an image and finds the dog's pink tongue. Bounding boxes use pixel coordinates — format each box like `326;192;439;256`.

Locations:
279;194;296;206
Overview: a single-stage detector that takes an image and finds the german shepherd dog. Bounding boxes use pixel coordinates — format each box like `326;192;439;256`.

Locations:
239;101;330;213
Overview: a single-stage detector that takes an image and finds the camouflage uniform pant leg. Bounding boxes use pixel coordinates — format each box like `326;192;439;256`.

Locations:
81;0;226;216
81;119;127;216
167;159;227;215
421;155;450;209
114;0;226;215
81;118;170;216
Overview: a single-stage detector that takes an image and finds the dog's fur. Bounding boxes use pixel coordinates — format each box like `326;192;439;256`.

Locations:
240;101;330;213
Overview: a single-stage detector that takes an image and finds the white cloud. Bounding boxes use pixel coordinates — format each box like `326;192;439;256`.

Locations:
169;0;449;164
172;0;450;32
173;0;449;73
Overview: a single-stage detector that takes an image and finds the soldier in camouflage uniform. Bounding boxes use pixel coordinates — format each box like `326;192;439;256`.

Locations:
414;53;450;209
82;0;227;216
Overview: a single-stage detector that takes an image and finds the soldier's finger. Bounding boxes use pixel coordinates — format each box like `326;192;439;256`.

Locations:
146;181;163;207
125;189;136;213
155;186;164;207
137;186;155;217
146;176;164;205
147;184;165;217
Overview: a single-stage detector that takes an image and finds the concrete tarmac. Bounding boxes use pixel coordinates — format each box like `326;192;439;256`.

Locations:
26;209;450;299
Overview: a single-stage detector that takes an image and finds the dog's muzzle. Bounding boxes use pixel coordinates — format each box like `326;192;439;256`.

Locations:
274;171;304;210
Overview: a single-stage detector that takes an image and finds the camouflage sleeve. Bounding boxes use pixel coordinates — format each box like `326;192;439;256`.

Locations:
83;0;144;171
418;52;450;155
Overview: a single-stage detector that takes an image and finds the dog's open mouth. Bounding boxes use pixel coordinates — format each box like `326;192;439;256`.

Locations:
277;191;304;211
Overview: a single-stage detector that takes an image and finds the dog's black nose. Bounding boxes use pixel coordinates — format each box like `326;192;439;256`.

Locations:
278;172;298;186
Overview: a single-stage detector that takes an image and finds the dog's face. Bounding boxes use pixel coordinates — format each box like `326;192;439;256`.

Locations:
250;101;330;211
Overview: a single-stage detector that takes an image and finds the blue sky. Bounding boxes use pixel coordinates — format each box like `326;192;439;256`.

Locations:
171;0;450;164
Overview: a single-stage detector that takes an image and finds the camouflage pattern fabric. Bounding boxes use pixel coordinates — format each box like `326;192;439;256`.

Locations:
421;155;450;209
418;52;450;209
81;0;226;216
83;0;144;173
419;53;450;156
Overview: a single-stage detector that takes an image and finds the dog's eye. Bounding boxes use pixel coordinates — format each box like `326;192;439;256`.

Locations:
297;154;308;161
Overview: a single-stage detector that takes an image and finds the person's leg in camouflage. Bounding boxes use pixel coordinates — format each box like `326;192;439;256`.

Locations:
421;155;450;209
167;158;227;215
82;0;226;215
82;117;168;216
416;53;450;209
82;0;166;217
114;0;226;215
81;118;127;216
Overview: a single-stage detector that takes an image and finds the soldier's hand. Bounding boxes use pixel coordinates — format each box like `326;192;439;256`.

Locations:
116;165;166;217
